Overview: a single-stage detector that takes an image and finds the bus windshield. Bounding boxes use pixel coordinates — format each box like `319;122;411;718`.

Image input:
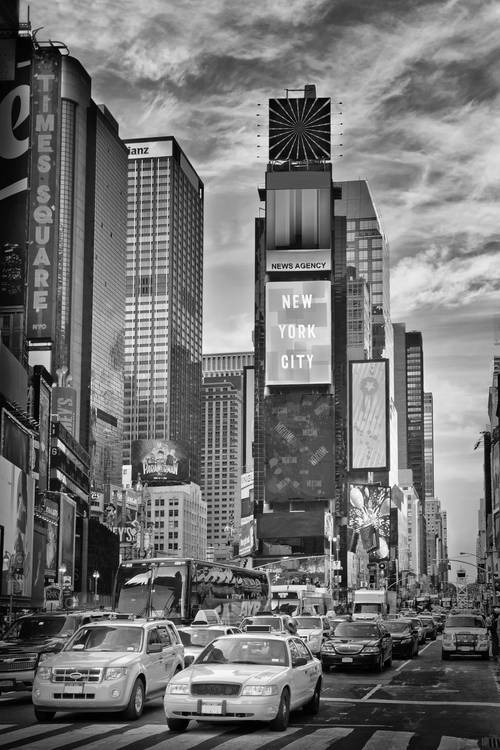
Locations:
114;561;186;620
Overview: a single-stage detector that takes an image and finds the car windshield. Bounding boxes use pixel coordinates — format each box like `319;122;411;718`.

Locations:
66;626;143;652
295;617;322;629
446;617;484;629
3;616;78;641
197;638;289;666
385;621;411;633
333;623;379;638
241;617;282;631
178;628;225;648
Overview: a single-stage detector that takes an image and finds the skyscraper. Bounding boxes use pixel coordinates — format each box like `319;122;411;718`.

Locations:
123;138;204;484
423;392;434;498
201;352;253;560
406;330;426;573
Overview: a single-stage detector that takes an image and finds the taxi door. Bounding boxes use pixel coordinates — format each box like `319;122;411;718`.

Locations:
289;638;314;708
144;628;165;695
157;624;181;683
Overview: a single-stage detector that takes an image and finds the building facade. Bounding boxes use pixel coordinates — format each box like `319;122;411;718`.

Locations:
424;392;434;498
201;353;253;560
123;137;204;485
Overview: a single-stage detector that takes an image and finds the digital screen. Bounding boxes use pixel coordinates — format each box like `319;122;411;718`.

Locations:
264;391;334;503
350;360;389;470
349;484;391;560
266;280;331;385
131;439;190;484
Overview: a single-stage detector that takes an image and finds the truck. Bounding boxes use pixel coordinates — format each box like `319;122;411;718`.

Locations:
352;588;389;620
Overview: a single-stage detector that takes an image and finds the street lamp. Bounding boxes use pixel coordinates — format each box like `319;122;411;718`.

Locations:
58;563;67;583
92;570;100;601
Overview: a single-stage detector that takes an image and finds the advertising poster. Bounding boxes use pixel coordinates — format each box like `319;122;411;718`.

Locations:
264;391;334;503
51;386;77;437
349;359;389;470
131;439;190;484
58;493;76;583
44;496;59;577
266;279;332;385
37;375;51;491
26;50;61;340
348;484;391;561
0;37;31;305
0;456;34;597
239;516;255;557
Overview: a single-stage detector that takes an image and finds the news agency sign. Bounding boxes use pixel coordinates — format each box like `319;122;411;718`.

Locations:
266;249;331;273
26;51;61;340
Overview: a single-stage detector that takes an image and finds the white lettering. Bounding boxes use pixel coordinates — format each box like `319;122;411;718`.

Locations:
33;290;48;311
280;354;314;369
37;133;53;152
281;293;313;309
35;114;55;132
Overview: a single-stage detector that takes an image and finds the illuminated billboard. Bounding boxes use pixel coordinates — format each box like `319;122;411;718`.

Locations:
349;359;389;470
26;50;61;340
0;38;31;307
131;439;190;484
266;280;331;385
0;457;35;598
349;483;391;560
264;391;334;503
268;96;331;161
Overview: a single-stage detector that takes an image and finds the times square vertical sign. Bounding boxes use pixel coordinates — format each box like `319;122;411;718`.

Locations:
26;51;61;340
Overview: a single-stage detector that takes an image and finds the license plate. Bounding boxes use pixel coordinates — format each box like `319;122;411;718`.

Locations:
0;680;14;688
458;646;473;652
201;701;222;715
63;683;83;694
341;657;353;663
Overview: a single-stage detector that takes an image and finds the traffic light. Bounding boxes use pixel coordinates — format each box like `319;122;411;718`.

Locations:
369;574;376;585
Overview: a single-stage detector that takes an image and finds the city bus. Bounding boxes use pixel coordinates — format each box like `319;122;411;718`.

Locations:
112;557;271;625
270;584;334;616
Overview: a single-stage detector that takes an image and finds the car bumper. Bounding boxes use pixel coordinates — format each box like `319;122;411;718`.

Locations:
321;651;381;667
164;693;282;723
442;644;489;654
32;680;131;712
391;642;415;657
0;669;34;692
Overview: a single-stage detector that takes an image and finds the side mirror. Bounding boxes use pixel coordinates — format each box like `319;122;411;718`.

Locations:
147;642;163;653
292;656;308;667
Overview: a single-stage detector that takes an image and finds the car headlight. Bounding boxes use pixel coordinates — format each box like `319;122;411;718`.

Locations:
321;641;335;652
442;633;455;643
400;638;412;644
37;652;51;665
104;667;128;681
36;666;52;680
362;646;381;654
241;685;279;696
168;683;190;694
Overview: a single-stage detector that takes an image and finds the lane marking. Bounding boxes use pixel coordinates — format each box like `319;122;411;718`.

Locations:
285;727;354;749
362;683;382;701
437;737;480;749
321;697;500;707
395;659;411;672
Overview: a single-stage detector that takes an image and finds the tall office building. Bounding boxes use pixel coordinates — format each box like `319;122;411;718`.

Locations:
346;268;372;362
393;322;408;471
201;352;253;560
423;392;434;498
406;330;426;572
123;137;204;484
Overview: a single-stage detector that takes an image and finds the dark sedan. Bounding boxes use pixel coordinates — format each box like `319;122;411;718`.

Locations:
384;618;419;658
320;620;392;673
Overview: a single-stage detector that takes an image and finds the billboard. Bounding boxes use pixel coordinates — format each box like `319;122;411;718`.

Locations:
348;483;391;561
26;50;61;340
131;439;190;484
268;96;331;162
349;359;389;470
58;493;76;584
266;280;331;385
126;139;173;159
51;386;77;436
0;457;34;597
264;391;334;503
0;37;31;307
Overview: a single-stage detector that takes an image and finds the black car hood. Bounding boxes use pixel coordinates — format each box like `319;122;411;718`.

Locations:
0;638;66;654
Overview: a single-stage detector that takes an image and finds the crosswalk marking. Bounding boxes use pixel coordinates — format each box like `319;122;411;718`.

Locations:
437;738;480;749
363;730;415;749
18;723;125;750
0;722;489;750
285;726;354;748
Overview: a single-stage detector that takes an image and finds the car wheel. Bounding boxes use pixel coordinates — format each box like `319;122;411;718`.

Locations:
167;718;190;732
269;688;290;731
431;634;437;641
375;654;384;672
385;654;392;668
34;708;56;722
123;677;145;720
442;651;450;661
303;679;321;715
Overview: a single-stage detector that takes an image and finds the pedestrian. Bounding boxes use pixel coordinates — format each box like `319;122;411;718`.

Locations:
490;608;500;660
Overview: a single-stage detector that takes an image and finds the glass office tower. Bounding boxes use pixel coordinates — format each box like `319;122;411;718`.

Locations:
124;138;204;484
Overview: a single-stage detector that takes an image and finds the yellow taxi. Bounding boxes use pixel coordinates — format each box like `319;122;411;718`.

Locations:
164;630;322;732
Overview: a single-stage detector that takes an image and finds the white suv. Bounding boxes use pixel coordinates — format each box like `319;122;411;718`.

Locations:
33;617;184;721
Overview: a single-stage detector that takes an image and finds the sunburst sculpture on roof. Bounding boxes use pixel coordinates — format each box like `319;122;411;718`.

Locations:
268;96;331;162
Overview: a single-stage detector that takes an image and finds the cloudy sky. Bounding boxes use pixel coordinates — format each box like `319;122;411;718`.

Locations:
26;0;500;575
